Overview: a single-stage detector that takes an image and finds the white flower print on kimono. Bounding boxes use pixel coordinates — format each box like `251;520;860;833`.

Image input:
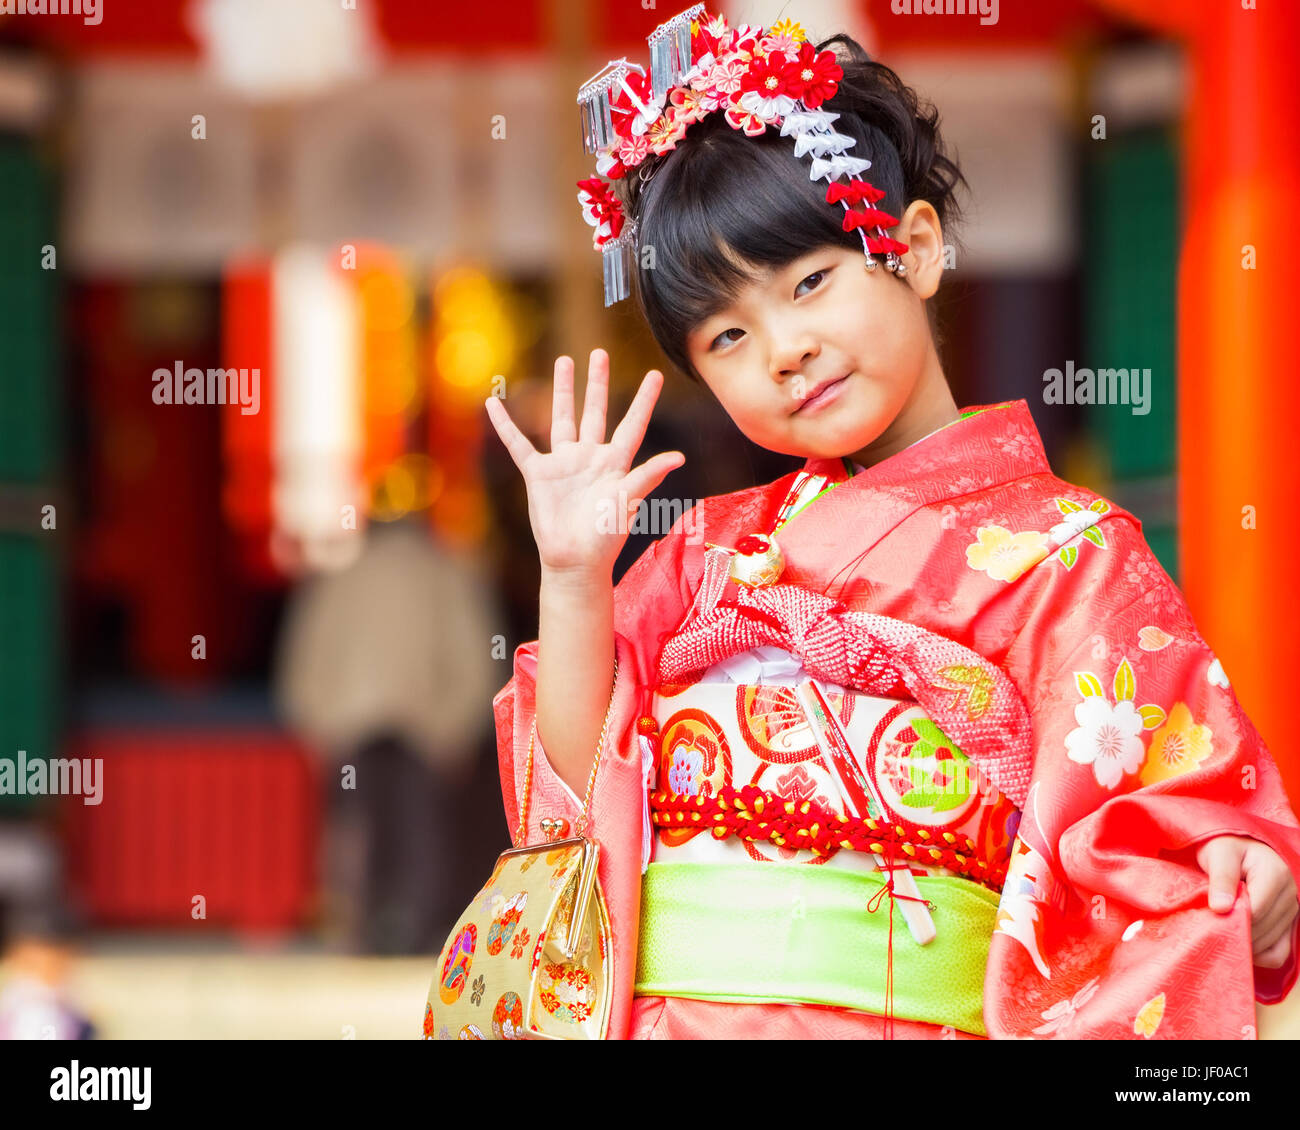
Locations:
1033;976;1101;1037
1064;696;1146;789
1048;508;1100;546
1046;497;1111;570
1063;657;1167;790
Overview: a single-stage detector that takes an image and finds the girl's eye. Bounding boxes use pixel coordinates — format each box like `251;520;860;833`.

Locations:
796;270;827;297
710;327;745;351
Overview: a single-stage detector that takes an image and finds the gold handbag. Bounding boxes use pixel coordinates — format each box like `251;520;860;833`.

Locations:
423;668;616;1041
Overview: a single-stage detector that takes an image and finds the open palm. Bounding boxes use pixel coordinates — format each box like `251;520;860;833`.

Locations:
485;349;685;578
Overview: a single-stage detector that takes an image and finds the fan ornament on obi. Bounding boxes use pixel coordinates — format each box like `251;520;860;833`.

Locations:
575;5;911;307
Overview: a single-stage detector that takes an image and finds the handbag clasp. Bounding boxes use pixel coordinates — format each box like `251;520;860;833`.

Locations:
540;816;571;842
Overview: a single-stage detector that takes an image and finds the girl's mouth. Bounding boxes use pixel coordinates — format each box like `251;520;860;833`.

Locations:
796;374;850;414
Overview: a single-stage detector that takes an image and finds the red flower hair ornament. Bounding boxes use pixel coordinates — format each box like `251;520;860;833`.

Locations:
576;4;910;306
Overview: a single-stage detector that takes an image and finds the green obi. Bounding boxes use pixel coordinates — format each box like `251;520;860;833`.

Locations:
634;861;997;1036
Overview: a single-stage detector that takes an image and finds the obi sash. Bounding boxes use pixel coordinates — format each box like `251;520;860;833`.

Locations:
634;860;997;1035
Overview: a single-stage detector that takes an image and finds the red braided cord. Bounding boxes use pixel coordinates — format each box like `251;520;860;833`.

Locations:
648;785;1009;893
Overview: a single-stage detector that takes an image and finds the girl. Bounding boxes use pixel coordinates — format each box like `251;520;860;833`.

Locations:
481;9;1300;1039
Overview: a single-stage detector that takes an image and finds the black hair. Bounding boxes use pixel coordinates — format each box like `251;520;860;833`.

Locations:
615;34;968;384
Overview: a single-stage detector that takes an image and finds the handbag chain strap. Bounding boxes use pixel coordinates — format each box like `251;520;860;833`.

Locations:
514;655;620;847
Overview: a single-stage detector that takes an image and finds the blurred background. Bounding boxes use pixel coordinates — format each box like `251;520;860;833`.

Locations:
0;0;1296;1038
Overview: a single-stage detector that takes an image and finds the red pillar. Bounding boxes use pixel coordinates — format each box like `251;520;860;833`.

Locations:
1097;0;1300;800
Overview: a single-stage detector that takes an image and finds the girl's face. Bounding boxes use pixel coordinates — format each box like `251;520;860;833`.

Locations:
684;200;957;468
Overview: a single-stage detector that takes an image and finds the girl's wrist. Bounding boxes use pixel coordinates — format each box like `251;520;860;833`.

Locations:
539;561;613;594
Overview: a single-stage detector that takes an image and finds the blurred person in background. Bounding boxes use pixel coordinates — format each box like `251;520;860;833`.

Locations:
274;515;501;955
0;901;95;1041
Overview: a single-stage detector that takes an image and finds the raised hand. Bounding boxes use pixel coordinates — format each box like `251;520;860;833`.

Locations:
484;349;685;579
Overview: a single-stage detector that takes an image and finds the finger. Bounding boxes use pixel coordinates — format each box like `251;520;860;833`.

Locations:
1241;845;1298;928
1252;906;1294;958
609;368;667;463
622;450;686;506
1254;928;1295;970
1202;839;1245;913
1244;863;1294;921
578;348;610;445
1247;883;1297;945
1250;894;1293;944
551;355;577;448
484;395;538;473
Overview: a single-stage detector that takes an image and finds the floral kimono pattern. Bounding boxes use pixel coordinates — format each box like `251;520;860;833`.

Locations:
492;398;1300;1039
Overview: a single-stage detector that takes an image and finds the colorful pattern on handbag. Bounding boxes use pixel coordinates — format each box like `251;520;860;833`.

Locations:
424;838;613;1040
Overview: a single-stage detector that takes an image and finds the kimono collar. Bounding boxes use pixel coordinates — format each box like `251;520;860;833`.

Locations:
782;400;1053;570
800;399;1050;496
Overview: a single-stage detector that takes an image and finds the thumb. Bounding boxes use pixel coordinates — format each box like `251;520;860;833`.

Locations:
1199;838;1246;912
623;451;686;504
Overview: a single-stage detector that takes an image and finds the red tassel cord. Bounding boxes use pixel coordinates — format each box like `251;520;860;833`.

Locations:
863;837;931;1041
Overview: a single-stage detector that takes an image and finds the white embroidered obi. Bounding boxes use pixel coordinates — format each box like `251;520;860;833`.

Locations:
646;645;1020;881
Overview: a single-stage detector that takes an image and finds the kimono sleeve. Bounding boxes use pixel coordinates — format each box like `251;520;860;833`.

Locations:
488;512;697;1038
987;510;1300;1038
492;514;695;843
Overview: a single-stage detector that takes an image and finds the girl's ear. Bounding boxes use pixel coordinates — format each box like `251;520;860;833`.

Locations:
894;200;946;301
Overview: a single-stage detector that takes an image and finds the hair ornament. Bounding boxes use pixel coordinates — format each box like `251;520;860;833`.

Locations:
575;5;910;306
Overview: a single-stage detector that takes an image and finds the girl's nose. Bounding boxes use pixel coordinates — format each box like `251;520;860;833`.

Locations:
770;331;820;381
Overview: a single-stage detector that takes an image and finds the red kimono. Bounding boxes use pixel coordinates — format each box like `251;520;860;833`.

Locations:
494;398;1300;1039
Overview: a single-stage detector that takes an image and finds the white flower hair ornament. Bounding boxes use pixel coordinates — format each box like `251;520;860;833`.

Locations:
576;4;910;306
